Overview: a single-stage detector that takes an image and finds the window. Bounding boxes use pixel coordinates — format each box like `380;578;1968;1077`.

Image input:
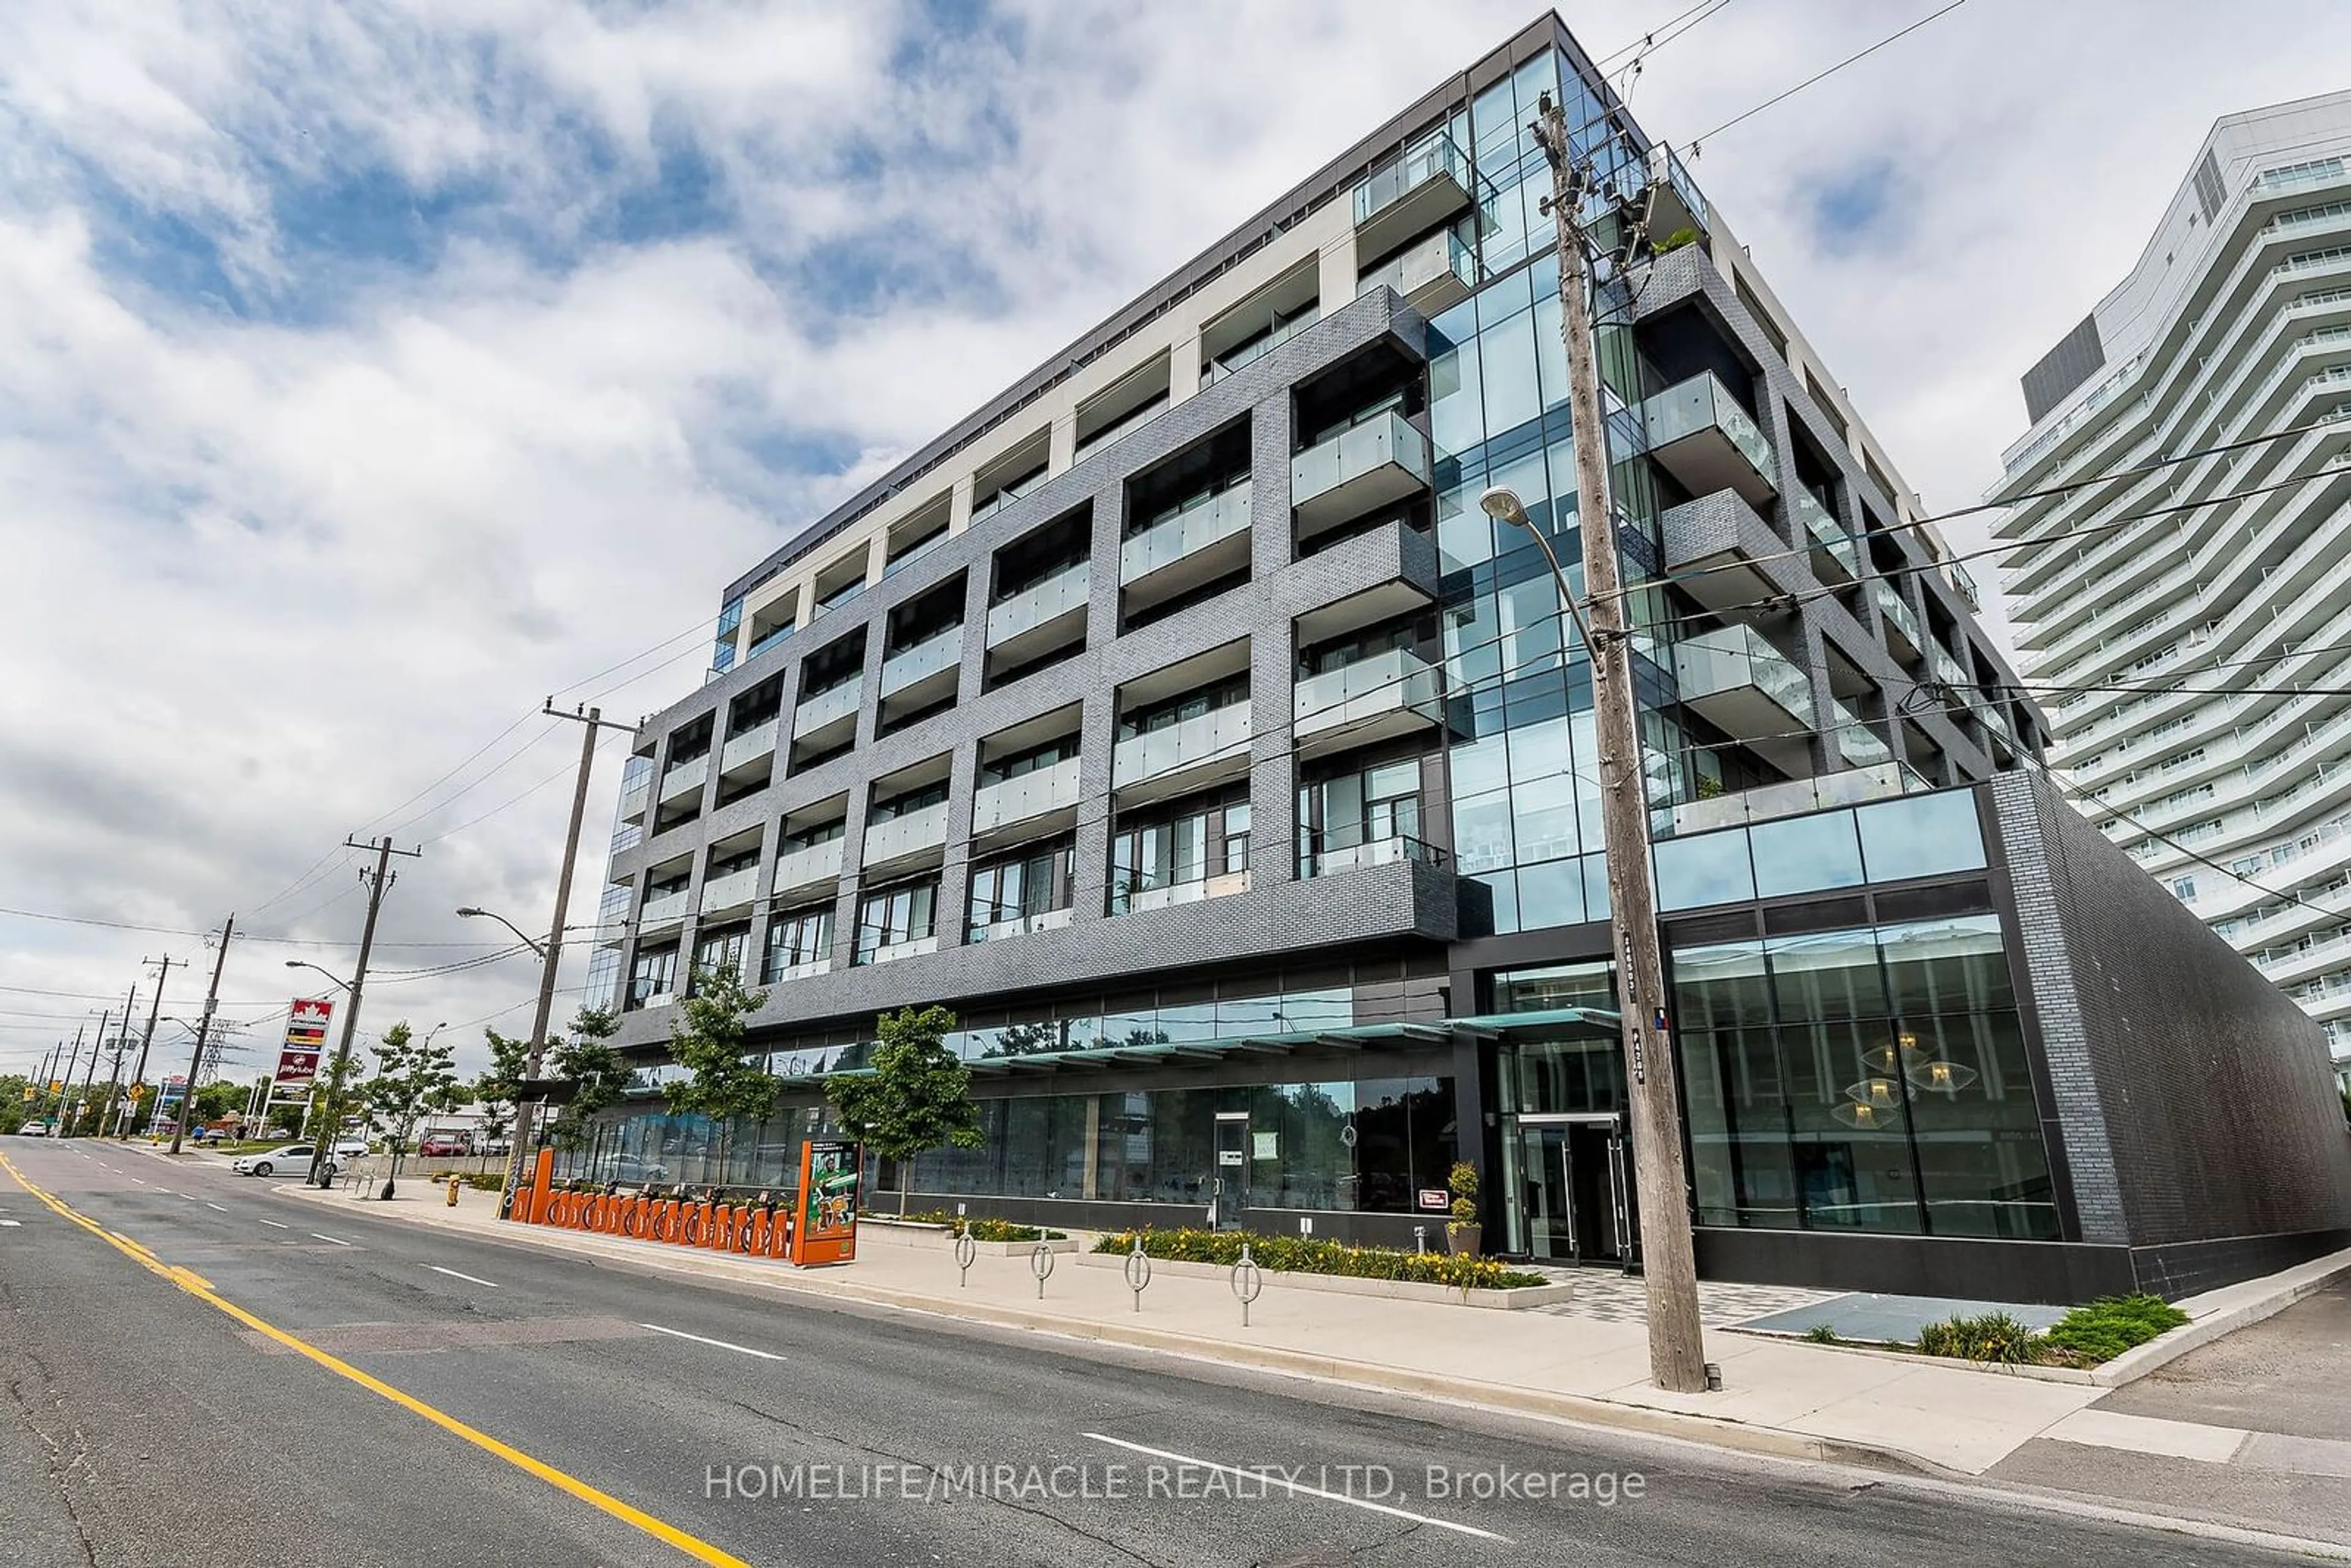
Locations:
693;926;749;983
1109;790;1251;913
855;880;937;964
628;947;678;1008
1297;759;1422;875
763;906;834;981
968;843;1075;941
2171;876;2197;901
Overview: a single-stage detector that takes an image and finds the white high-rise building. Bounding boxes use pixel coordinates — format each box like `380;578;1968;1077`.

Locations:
1993;91;2351;1075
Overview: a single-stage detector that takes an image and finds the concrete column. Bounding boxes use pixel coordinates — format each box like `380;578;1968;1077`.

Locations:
1049;409;1079;476
932;735;983;953
1069;675;1121;932
1247;391;1299;888
1169;327;1203;407
947;472;977;539
1316;231;1359;317
1087;477;1127;653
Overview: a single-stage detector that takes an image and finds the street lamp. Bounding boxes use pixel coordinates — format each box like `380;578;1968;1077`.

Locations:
457;907;547;958
459;902;583;1215
285;959;355;996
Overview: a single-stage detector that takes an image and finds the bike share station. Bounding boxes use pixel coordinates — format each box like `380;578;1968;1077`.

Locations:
511;1136;864;1269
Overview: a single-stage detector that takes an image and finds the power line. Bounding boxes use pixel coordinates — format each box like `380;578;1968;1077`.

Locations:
1685;0;1971;151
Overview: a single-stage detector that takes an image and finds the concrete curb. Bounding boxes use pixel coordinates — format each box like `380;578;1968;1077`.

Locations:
266;1185;1951;1480
2090;1247;2351;1389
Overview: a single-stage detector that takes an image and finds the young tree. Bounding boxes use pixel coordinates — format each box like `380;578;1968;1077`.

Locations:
662;962;774;1187
0;1075;27;1136
361;1021;462;1200
827;1005;984;1215
546;1005;629;1151
474;1027;532;1152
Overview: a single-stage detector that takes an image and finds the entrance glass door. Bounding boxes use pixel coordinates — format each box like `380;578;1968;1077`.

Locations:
1212;1113;1249;1229
1514;1116;1632;1266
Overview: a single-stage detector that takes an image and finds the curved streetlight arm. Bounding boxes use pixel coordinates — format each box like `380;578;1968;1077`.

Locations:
456;907;547;959
283;959;356;996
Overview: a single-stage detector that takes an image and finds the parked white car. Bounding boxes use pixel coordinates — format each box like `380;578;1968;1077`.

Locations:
231;1141;362;1177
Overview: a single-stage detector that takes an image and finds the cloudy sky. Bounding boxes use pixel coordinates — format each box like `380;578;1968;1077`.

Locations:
3;0;2344;1084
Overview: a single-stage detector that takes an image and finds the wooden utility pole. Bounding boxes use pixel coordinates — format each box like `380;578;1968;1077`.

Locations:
169;918;234;1154
99;986;135;1136
121;955;176;1138
308;837;420;1185
1531;89;1707;1392
71;1011;110;1138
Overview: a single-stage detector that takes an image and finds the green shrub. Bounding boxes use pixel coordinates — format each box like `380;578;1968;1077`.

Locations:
1090;1228;1547;1291
884;1209;1066;1241
1801;1322;1839;1345
2041;1294;2188;1365
1913;1311;2042;1364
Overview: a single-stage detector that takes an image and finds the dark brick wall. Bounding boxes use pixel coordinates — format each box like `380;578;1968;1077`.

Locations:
1992;771;2351;1254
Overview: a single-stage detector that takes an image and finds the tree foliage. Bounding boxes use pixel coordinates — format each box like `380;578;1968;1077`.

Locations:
0;1074;26;1135
361;1021;463;1173
826;1006;983;1212
546;1005;629;1149
474;1027;532;1144
662;962;774;1126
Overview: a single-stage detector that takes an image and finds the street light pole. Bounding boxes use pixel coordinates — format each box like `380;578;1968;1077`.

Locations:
1480;89;1709;1394
305;835;419;1185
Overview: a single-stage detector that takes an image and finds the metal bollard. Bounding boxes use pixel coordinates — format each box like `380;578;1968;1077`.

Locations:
1030;1240;1056;1299
954;1228;977;1288
1123;1234;1152;1313
1232;1241;1263;1327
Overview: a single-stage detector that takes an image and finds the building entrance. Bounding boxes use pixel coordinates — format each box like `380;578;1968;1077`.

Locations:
1514;1113;1635;1267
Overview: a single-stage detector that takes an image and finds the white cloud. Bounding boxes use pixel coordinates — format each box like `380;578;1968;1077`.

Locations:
2;0;2345;1078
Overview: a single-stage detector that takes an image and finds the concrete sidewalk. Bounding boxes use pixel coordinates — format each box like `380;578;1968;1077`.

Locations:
264;1179;2140;1479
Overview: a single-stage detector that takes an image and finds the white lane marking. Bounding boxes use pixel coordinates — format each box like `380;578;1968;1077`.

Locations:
638;1323;786;1362
257;1218;289;1230
205;1203;228;1213
428;1266;500;1289
129;1177;144;1185
310;1232;353;1247
0;1219;20;1227
1082;1433;1510;1543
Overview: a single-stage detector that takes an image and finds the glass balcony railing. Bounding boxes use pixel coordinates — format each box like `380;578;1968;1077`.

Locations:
639;888;691;928
618;779;650;824
1665;763;1921;838
1295;648;1442;738
969;906;1076;945
1872;578;1921;651
1112;704;1253;790
1356;226;1474;309
1204;312;1317;386
699;866;759;913
746;622;796;661
861;801;949;866
791;681;861;739
719;719;778;774
658;753;708;802
1673;623;1816;729
1829;699;1892;769
1298;830;1445;880
773;837;844;891
866;934;939;966
767;956;832;985
1112;868;1252;916
1790;490;1856;581
1291;410;1431;519
986;563;1089;647
972;757;1081;835
879;627;962;697
1640;372;1777;501
1119;483;1252;585
1353;130;1471;227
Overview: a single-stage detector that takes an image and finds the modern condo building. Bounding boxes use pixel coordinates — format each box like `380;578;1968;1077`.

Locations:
580;17;2350;1300
1991;92;2351;1088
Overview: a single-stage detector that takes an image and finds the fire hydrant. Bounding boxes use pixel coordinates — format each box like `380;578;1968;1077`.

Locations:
445;1173;462;1207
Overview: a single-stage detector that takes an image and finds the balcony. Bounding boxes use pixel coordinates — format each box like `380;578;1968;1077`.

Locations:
768;956;833;985
1665;762;1918;838
1111;703;1253;803
1357;225;1474;317
699;866;759;919
1661;489;1788;615
791;681;861;750
1872;579;1922;661
1640;373;1777;509
1120;483;1253;607
772;837;844;896
866;934;939;966
638;888;691;932
860;801;949;873
1116;868;1253;915
1674;623;1815;774
657;753;708;807
971;757;1081;843
718;720;778;779
1644;143;1711;247
879;627;963;711
618;777;650;825
970;907;1076;945
1791;490;1856;585
1291;411;1431;540
1300;831;1445;880
1931;643;1970;692
1829;699;1892;770
1353;130;1474;261
986;563;1089;666
1295;648;1442;759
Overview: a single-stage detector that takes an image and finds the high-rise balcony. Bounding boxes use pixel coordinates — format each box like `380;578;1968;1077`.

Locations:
1111;703;1253;803
1357;225;1475;317
1674;623;1815;773
657;753;708;807
1829;699;1892;770
1294;648;1442;759
879;627;963;718
771;837;844;896
986;563;1089;666
618;776;650;825
970;906;1076;945
718;720;778;779
638;887;691;932
1120;483;1253;608
768;955;833;985
1872;579;1922;661
1115;868;1253;916
860;801;950;874
1353;130;1474;260
971;757;1081;844
1299;830;1445;881
1640;373;1777;509
1791;490;1856;584
699;866;759;919
866;934;939;966
1932;643;1970;692
790;680;861;750
1292;411;1431;541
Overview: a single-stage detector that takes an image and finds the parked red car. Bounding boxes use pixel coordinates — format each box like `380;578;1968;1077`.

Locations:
418;1131;473;1157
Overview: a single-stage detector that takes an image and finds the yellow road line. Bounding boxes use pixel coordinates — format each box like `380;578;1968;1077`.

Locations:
0;1151;746;1568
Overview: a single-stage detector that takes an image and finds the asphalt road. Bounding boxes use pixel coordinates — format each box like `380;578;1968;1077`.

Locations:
0;1136;2331;1567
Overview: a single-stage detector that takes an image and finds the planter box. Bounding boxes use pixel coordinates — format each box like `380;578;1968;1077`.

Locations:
1074;1251;1578;1310
859;1218;1079;1257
